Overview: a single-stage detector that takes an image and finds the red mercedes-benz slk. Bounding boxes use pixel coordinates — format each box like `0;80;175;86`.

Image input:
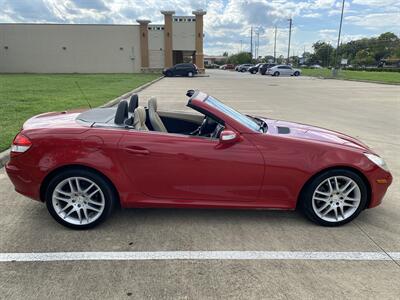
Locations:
6;90;392;229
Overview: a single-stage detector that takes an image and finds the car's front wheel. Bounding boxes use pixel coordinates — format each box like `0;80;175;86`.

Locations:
45;169;115;229
187;71;194;77
273;71;280;76
300;169;368;226
294;71;300;76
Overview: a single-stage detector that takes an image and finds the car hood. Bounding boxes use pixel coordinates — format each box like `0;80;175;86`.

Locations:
261;118;370;150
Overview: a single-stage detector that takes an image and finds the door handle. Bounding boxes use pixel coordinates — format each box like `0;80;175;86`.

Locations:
124;147;150;155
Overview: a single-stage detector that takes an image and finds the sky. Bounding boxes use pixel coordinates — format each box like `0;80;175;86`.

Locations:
1;0;399;56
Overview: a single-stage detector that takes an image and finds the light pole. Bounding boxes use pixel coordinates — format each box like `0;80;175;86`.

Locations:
333;0;345;76
287;18;292;64
250;26;253;58
274;25;277;63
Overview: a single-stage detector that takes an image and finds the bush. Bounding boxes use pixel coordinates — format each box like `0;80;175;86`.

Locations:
343;67;400;72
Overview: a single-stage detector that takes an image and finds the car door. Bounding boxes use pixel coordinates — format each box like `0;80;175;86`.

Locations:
175;64;187;76
118;130;264;203
278;66;287;75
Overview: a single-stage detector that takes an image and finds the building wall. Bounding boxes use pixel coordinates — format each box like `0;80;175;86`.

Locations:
148;25;164;68
172;17;196;51
0;24;141;73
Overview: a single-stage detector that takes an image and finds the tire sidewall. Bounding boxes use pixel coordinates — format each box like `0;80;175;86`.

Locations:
294;71;300;76
301;169;368;226
45;169;115;229
166;71;173;77
274;71;280;76
187;71;193;77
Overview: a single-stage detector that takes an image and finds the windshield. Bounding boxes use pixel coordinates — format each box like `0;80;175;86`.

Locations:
205;96;260;132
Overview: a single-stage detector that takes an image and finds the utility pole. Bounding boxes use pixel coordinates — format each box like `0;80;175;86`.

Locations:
333;0;345;75
250;26;253;58
274;25;277;63
287;18;292;64
256;30;260;60
240;39;243;52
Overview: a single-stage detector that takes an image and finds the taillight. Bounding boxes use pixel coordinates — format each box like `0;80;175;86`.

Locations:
11;133;32;156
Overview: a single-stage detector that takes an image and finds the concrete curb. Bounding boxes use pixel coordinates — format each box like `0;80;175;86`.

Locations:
0;75;164;169
102;75;164;107
0;149;10;168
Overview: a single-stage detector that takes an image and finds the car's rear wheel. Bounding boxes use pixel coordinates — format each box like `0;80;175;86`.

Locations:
187;71;194;77
300;169;368;226
251;70;256;74
273;71;280;76
294;71;300;76
165;71;173;77
45;169;115;229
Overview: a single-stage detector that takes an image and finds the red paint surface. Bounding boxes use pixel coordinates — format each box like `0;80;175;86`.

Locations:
6;94;392;210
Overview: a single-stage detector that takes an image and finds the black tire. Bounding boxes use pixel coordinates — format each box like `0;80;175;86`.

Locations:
273;71;280;76
251;70;256;74
300;169;368;227
165;71;173;77
294;71;300;76
45;168;116;229
261;71;265;75
241;69;246;72
187;71;194;77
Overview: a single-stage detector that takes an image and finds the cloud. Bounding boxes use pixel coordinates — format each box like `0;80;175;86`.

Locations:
0;0;398;56
345;13;400;29
302;13;321;18
70;0;109;11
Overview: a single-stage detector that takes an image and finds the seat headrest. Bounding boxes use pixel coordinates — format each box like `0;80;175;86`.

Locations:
128;94;138;113
114;100;128;124
148;97;157;111
133;106;147;130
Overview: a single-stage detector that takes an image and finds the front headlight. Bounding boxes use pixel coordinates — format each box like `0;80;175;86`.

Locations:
364;153;389;172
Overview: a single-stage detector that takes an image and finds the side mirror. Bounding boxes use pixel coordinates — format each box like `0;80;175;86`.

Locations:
219;130;239;144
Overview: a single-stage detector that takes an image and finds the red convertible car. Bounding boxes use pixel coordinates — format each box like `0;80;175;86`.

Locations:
6;90;392;229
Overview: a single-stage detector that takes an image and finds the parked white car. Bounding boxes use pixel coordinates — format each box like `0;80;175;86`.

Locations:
266;65;301;76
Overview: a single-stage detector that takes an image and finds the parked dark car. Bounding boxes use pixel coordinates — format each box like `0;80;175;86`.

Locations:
259;63;277;75
163;63;198;77
248;63;263;74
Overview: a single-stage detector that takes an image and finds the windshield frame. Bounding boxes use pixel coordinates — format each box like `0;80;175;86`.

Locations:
205;96;261;132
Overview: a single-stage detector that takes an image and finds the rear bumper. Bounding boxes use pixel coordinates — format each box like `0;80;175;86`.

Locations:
5;161;42;201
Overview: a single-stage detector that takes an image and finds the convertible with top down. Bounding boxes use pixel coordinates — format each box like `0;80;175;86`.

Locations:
6;90;392;229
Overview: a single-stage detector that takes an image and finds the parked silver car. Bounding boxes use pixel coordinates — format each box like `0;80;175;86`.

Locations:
266;65;301;76
237;64;254;72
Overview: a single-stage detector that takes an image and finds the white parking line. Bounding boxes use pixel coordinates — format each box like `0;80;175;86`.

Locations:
1;251;399;262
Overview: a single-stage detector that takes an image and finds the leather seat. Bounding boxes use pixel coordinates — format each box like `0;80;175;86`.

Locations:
148;97;167;132
114;100;128;125
128;94;138;113
133;106;148;131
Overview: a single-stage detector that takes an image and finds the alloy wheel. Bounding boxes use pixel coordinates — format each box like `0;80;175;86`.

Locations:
312;176;361;222
52;177;105;225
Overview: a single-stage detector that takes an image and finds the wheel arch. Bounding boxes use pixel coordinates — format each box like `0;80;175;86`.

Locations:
40;164;120;205
296;166;371;210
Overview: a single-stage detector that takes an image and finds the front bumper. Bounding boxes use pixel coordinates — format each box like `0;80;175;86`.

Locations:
367;167;393;208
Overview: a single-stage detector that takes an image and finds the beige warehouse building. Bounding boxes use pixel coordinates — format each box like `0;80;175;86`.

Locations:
0;10;206;73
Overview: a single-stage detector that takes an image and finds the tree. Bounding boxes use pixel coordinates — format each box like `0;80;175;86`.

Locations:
353;50;375;66
336;32;399;66
276;55;285;64
312;41;334;67
227;52;252;64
